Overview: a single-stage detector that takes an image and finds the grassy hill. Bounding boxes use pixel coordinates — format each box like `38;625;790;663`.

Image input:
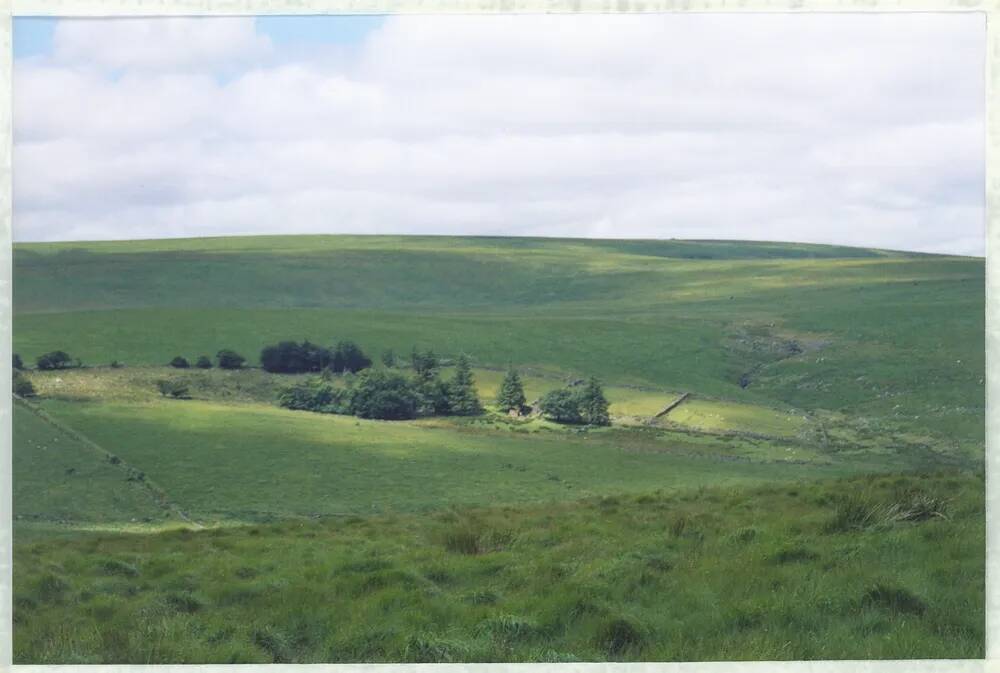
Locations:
11;235;984;662
13;235;984;453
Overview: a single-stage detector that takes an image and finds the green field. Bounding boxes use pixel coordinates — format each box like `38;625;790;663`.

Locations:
12;235;984;662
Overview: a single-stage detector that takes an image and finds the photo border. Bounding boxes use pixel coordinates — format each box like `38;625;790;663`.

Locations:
2;1;996;671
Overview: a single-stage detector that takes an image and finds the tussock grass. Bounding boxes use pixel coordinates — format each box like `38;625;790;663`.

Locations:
13;472;984;663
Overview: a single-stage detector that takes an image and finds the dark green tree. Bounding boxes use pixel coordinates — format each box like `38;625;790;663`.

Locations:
496;367;527;414
13;353;23;371
349;369;418;420
578;377;610;426
36;351;74;371
538;388;583;424
410;347;439;382
169;356;190;369
216;349;246;370
195;355;213;369
333;341;372;374
448;354;482;416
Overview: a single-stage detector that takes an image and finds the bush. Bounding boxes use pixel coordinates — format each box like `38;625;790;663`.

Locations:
539;388;583;424
195;355;213;369
110;360;125;369
156;379;190;399
216;349;246;370
349;370;418;420
13;373;36;397
169;356;190;369
414;376;451;416
36;350;75;371
12;353;23;370
277;379;348;414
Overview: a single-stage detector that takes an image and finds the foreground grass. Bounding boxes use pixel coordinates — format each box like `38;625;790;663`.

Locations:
13;471;983;663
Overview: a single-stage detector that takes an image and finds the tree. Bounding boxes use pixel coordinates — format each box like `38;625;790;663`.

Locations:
410;347;439;382
36;351;74;371
497;367;528;414
578;377;610;426
195;355;213;369
538;388;583;424
12;354;23;371
349;369;418;420
216;350;246;370
13;372;35;397
448;354;482;416
156;379;189;399
169;356;190;369
332;341;372;374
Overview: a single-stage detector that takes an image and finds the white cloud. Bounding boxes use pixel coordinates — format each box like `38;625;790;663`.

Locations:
13;14;985;255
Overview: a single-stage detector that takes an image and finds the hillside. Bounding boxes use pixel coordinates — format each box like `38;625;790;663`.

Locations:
13;235;985;455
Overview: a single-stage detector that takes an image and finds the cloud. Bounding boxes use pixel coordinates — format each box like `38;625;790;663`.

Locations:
13;14;985;255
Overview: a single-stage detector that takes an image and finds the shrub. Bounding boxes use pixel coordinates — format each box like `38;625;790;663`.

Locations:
110;360;125;369
415;376;451;416
862;584;926;615
12;353;23;370
596;617;645;657
277;379;347;414
497;367;528;414
216;349;246;370
36;350;75;370
448;354;482;416
156;379;190;399
195;355;213;369
349;370;418;420
169;356;190;369
539;388;583;424
13;372;36;397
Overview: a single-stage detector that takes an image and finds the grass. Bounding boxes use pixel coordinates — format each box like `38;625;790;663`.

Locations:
660;398;808;438
20;397;889;527
12;472;984;663
12;401;172;530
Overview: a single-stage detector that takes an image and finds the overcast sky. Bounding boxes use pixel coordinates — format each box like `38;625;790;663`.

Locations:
13;13;985;255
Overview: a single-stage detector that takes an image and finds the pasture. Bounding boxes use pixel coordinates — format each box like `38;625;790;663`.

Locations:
11;235;985;662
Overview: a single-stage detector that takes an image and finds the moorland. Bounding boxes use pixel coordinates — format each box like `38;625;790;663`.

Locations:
10;235;985;662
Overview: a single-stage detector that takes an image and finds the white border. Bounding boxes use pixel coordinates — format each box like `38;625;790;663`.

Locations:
2;2;997;672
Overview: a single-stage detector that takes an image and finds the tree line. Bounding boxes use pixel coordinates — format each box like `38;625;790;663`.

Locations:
13;342;612;426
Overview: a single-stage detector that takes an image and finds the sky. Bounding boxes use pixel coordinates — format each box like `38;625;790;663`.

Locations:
13;13;986;255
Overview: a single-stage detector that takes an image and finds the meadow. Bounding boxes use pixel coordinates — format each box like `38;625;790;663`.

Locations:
11;235;985;662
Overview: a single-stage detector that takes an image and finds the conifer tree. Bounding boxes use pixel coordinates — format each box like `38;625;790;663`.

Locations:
497;367;527;414
448;354;482;416
577;377;610;426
